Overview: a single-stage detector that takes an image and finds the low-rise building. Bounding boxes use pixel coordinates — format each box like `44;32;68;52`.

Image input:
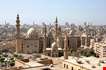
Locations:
61;56;105;70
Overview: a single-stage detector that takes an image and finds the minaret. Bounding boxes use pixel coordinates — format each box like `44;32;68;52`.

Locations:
16;14;20;37
55;17;59;57
43;22;47;55
51;17;59;57
16;14;22;53
55;17;58;39
64;32;68;59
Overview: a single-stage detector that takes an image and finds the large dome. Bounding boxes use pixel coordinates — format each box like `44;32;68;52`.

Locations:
26;27;39;39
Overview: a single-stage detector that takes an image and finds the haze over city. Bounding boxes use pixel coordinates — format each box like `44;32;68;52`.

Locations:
0;0;105;25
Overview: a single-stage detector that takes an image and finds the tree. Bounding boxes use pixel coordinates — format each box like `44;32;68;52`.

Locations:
69;48;96;57
9;58;15;67
0;57;5;63
80;48;96;57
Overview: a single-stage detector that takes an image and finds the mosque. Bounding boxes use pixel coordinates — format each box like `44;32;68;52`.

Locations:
15;14;41;54
15;14;91;57
15;14;64;57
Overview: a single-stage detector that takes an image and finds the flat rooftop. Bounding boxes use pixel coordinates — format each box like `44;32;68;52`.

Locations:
15;60;44;69
60;56;106;70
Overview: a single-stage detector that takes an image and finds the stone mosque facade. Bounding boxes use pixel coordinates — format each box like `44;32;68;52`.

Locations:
15;15;64;55
15;14;91;57
16;15;40;54
22;27;40;53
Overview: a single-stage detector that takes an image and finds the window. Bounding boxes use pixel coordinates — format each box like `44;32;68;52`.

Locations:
64;64;65;68
72;67;73;70
66;65;68;69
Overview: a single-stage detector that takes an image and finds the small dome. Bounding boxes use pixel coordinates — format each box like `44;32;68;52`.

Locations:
51;42;58;50
26;27;39;39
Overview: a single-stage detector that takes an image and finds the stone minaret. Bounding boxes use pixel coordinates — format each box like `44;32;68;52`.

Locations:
51;17;59;57
16;14;22;53
16;14;20;37
43;22;47;55
55;17;59;57
55;17;58;39
64;32;68;59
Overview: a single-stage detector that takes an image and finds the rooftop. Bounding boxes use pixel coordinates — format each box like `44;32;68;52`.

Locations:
15;59;44;69
60;56;106;70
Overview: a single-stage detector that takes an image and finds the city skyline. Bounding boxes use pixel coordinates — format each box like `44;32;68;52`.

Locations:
0;0;105;25
0;3;106;70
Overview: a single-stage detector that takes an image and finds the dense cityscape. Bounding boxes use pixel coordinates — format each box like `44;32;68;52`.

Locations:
0;14;105;70
0;0;105;70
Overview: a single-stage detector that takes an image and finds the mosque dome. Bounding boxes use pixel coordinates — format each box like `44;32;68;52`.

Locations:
26;27;39;39
51;42;58;51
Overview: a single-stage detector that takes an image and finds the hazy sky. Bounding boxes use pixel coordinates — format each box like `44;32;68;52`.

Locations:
0;0;105;25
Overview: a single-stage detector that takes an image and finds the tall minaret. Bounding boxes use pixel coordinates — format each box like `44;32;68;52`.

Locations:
16;14;22;53
16;14;20;37
55;17;59;57
55;17;58;39
43;22;47;55
51;17;59;57
64;32;68;59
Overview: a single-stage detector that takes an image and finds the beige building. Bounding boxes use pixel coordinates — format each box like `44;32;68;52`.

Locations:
15;15;64;55
45;17;63;57
67;29;82;50
15;15;41;54
94;42;106;58
90;39;95;48
81;33;91;48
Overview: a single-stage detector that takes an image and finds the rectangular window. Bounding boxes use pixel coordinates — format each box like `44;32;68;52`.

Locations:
64;64;65;68
66;65;68;69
